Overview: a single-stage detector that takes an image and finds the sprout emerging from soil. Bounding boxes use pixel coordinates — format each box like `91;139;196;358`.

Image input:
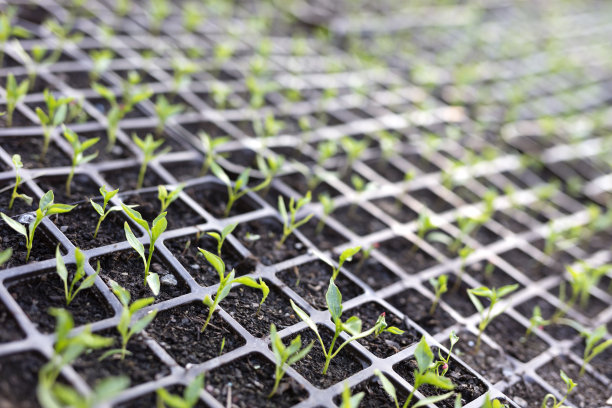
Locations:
553;262;611;321
327;246;361;281
35;90;73;161
434;331;459;376
340;382;364;408
133;133;170;190
467;284;519;352
43;19;83;64
4;73;29;127
0;8;30;67
207;222;237;256
268;323;314;398
1;190;76;261
525;305;550;337
578;325;612;377
55;246;100;306
541;370;576;407
157;373;205;408
100;279;158;360
149;0;171;34
374;336;455;408
171;56;199;93
90;185;127;238
89;49;114;82
8;154;32;209
154;94;184;135
290;279;402;375
340;136;368;175
198;132;230;176
63;126;99;197
210;162;271;218
158;183;185;213
198;249;268;332
429;274;448;315
316;193;334;234
277;192;314;248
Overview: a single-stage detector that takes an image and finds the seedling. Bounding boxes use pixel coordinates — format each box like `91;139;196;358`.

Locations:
149;0;170;34
198;249;268;332
43;19;83;64
198;132;230;175
89;49;114;82
38;374;128;408
253;113;285;141
429;274;448;315
158;184;185;213
467;284;519;351
373;336;455;408
8;154;32;209
434;331;459;376
317;140;338;167
121;204;168;295
154;95;184;134
35;90;73;160
541;370;576;407
0;8;30;67
453;245;474;291
277;192;314;248
133;133;171;189
182;2;205;32
316;193;335;234
413;210;436;252
290;279;402;374
340;136;368;173
268;323;314;398
340;383;364;408
157;374;205;408
115;0;132;16
525;305;551;337
63;126;99;196
1;190;75;261
0;248;11;266
4;73;29;127
90;186;126;238
100;280;157;360
171;57;199;93
327;246;361;281
210;162;271;217
207;222;237;256
578;325;612;376
55;246;100;306
257;154;285;196
553;263;611;321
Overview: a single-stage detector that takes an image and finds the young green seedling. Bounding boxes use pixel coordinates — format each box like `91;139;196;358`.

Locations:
268;323;314;398
340;136;369;174
467;284;519;351
482;393;509;408
100;280;157;360
210;162;271;217
156;374;205;408
0;8;30;67
316;193;335;234
317;139;338;168
4;73;29;127
329;246;361;281
434;331;459;376
374;336;455;408
198;249;269;332
453;245;474;291
8;154;32;209
55;246;100;306
429;274;448;315
0;248;11;266
35;89;73;160
290;279;402;375
158;184;185;213
90;186;125;238
198;132;230;175
553;263;611;321
277;192;314;248
412;210;436;253
63;126;99;197
89;49;114;82
43;19;83;64
133;133;171;189
1;190;75;261
578;325;612;376
541;370;576;408
149;0;170;34
171;57;199;93
340;383;364;408
525;305;551;337
207;222;237;256
154;94;184;134
121;204;167;295
253;113;285;140
115;0;132;16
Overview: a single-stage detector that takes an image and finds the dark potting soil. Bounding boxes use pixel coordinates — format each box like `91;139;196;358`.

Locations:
571;339;612;381
121;191;204;230
277;260;363;310
0;223;62;269
297;216;348;251
347;301;419;358
394;354;488;408
498;248;556;281
51;203;132;249
8;269;112;333
410;188;453;213
370;196;418;224
73;331;170;387
486;314;548;363
0;137;71;169
492;210;529;233
447;329;507;385
514;296;580;341
279;173;341;199
0;182;35;216
186;182;260;219
224;283;295;338
378;236;438;274
536;354;609;408
451;185;480;204
427;274;478;318
0;107;35;128
0;352;47;408
162;159;204;182
36;174;101;204
332;205;387;236
503;377;549;408
364;158;405;183
92;250;188;302
115;385;208;408
466;261;523;289
333;374;411;408
206;353;307;408
472;225;501;246
146;301;245;366
102;166;166;191
53;70;93;90
290;326;368;389
344;251;400;291
386;288;456;334
0;300;24;343
235;217;308;266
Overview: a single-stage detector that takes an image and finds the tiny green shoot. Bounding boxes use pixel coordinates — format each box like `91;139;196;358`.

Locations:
268;323;313;398
277;192;314;248
154;94;184;134
207;222;237;256
90;186;125;238
62;126;99;197
340;382;365;408
55;246;100;306
4;73;29;127
210;162;271;217
330;246;361;281
158;183;185;213
429;274;448;315
540;370;576;407
578;325;612;376
133;133;171;189
8;154;32;209
198;132;230;175
35;89;72;160
316;193;334;234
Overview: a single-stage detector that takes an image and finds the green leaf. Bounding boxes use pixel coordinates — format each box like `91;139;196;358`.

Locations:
55;245;67;283
414;336;434;374
343;316;362;335
124;222;146;263
109;279;131;306
278;196;288;225
91;376;130;403
339;246;361;265
1;212;27;237
198;248;225;279
39;190;54;211
151;214;167;241
129;297;155;313
287;341;314;365
77;273;97;291
497;284;519;298
90;200;104;216
412;391;455;407
326;278;343;322
130;309;157;335
0;248;12;266
290;299;318;335
467;290;484;314
46;203;77;216
147;272;160;296
121;204;148;230
211;162;231;186
373;369;398;405
184;373;205;405
418;371;454;390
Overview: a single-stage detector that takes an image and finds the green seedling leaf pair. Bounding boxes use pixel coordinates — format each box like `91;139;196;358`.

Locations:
277;192;314;248
268;323;313;398
374;336;455;408
579;325;612;376
8;154;32;209
43;19;83;64
207;222;237;256
467;284;519;351
100;280;157;360
158;184;185;213
156;374;204;408
340;136;369;174
171;56;199;92
133;133;171;189
198;131;230;175
525;305;551;337
541;370;576;408
89;49;114;82
211;162;271;217
429;274;448;315
0;8;30;68
154;94;184;134
35;89;73;160
290;279;403;375
327;246;361;281
55;246;100;306
62;126;99;197
90;186;130;238
340;383;364;408
199;249;268;332
121;204;167;295
4;73;29;127
1;190;75;261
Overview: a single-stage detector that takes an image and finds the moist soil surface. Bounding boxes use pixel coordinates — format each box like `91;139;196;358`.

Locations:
186;182;260;218
447;329;508;385
0;352;47;408
333;374;411;407
378;236;439;274
206;353;307;408
0;223;62;269
331;205;386;236
514;296;580;341
370;196;418;224
102;166;166;191
7;269;112;333
503;377;549;408
146;301;245;366
386;288;456;334
343;251;399;291
0;182;35;216
0;301;23;343
486;314;549;363
0;137;70;169
36;174;101;204
298;216;348;251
